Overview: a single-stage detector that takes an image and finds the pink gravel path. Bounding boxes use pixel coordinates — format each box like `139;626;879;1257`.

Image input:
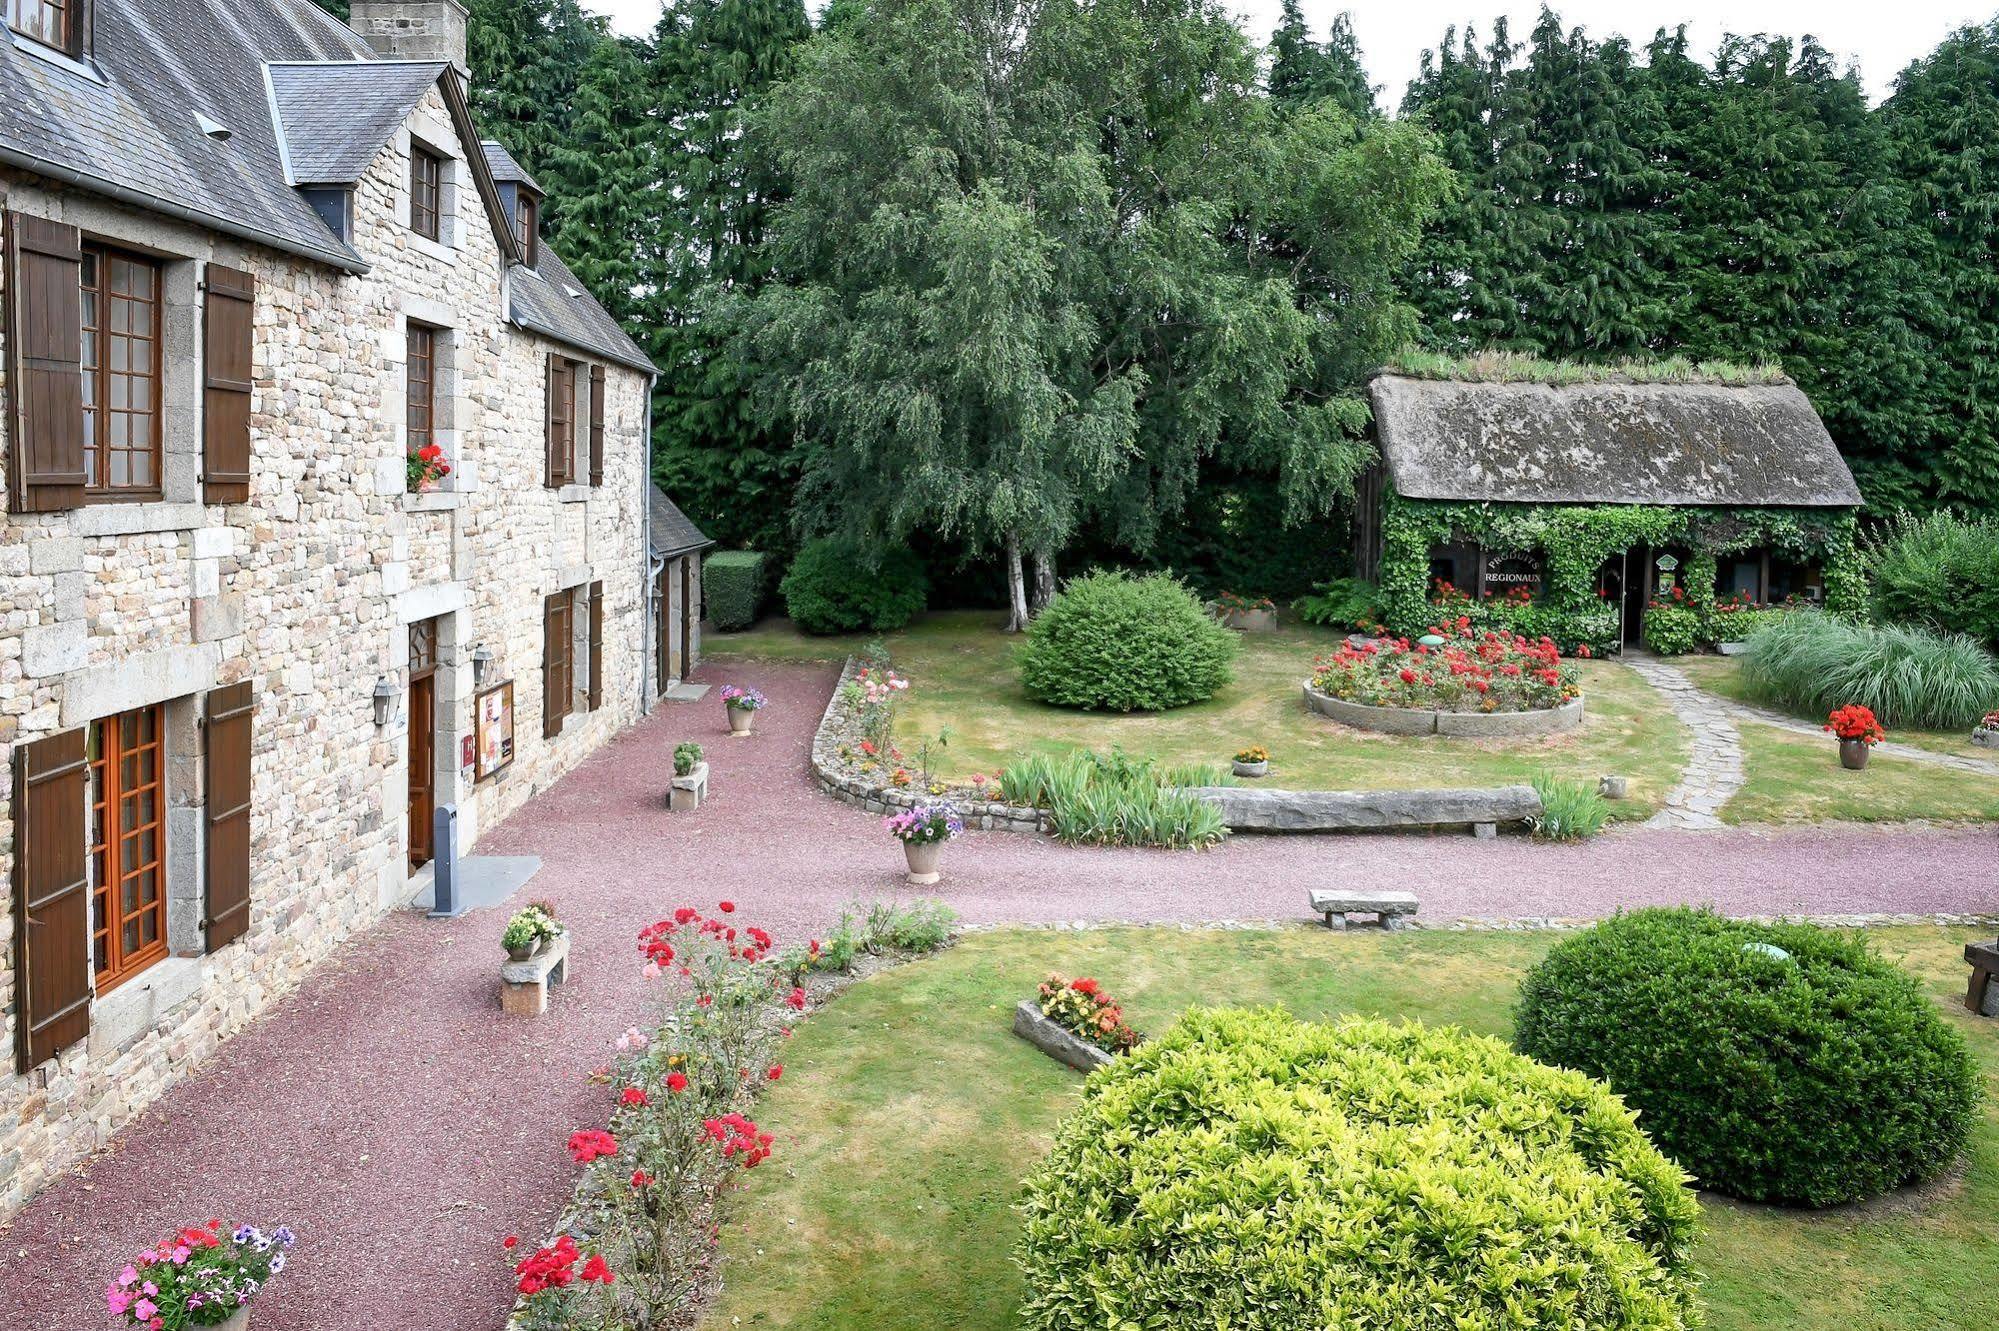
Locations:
4;659;1995;1331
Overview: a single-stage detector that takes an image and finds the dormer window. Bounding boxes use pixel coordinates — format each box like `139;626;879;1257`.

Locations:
410;145;444;242
515;193;539;267
7;0;82;56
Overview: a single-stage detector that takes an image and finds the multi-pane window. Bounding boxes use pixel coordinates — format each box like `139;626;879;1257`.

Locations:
515;195;538;267
7;0;73;52
411;146;443;241
80;244;163;497
406;323;436;454
89;704;166;992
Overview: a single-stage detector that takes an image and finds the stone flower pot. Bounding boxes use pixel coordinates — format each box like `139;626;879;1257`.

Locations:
1220;606;1276;632
902;838;942;886
214;1309;249;1331
1839;738;1871;770
1973;727;1999;750
726;706;756;736
1232;759;1268;778
505;942;535;963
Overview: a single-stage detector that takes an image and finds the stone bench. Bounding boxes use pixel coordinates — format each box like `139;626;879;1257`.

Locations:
1181;785;1541;837
500;932;571;1017
1308;889;1419;931
1965;940;1999;1017
669;761;709;812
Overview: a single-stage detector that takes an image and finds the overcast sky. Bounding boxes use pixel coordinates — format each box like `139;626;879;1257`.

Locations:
585;0;1992;106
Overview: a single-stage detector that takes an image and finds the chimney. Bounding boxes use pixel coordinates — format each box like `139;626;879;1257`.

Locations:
347;1;470;80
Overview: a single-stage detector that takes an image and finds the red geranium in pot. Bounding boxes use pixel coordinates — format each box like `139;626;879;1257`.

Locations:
1824;704;1885;770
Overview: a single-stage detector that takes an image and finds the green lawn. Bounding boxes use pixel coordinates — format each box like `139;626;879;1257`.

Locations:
702;926;1999;1331
1676;654;1994;761
1724;721;1999;825
708;611;1689;819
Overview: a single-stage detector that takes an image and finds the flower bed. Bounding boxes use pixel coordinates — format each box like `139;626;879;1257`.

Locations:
1305;625;1584;736
811;657;1048;833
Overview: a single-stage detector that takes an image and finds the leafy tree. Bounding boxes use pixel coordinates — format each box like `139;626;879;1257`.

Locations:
536;34;653;326
308;0;348;18
731;0;1450;627
463;0;606;223
1269;2;1376;120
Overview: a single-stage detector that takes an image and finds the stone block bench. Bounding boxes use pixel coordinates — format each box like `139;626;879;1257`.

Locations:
500;933;571;1017
669;761;709;812
1966;940;1999;1017
1179;785;1542;837
1309;889;1419;930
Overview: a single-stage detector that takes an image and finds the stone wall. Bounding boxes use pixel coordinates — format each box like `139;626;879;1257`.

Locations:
809;657;1048;834
0;82;649;1219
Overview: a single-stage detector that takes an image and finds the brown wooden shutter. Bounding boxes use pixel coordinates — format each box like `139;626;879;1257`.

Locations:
12;729;90;1071
587;364;605;487
201;264;255;504
4;213;86;514
587;581;604;712
544;355;569;488
543;594;566;738
203;682;253;952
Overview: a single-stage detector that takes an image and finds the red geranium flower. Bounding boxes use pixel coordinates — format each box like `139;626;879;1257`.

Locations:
620;1087;649;1107
666;1071;689;1093
567;1129;619;1163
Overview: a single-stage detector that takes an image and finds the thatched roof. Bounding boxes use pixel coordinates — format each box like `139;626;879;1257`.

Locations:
1368;375;1862;507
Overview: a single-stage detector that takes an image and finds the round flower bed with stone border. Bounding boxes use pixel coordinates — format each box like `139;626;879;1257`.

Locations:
1306;626;1585;737
1303;684;1586;737
811;657;1049;833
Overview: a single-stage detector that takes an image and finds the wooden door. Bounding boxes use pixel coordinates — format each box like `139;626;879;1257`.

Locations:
679;558;696;676
408;619;438;869
655;564;671;693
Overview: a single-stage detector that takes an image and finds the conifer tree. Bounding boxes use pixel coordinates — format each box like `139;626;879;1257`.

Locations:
1269;3;1376;120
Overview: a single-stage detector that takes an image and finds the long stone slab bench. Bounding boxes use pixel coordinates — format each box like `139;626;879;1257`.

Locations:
1178;784;1542;836
500;933;571;1018
1309;889;1419;930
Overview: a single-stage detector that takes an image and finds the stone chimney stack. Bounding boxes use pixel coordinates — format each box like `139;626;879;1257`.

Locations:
347;1;470;80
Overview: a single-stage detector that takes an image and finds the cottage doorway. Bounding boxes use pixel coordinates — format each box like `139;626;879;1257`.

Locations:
408;618;440;870
1619;546;1650;647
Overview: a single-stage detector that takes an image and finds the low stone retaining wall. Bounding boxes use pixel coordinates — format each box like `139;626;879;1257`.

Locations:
1303;684;1585;737
1182;784;1542;833
810;657;1049;833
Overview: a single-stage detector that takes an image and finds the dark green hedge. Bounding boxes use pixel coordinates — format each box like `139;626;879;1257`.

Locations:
1515;908;1981;1207
1018;1007;1702;1331
780;539;928;635
1017;571;1235;711
702;551;767;632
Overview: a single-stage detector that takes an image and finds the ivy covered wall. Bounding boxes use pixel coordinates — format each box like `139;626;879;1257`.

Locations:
1378;496;1865;652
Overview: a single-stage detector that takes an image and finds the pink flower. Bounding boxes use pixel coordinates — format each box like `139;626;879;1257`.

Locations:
118;1266;139;1288
171;1246;190;1264
105;1289;130;1317
134;1299;156;1321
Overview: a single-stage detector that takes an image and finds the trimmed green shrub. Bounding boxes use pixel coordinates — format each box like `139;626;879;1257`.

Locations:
1641;603;1703;655
780;539;928;635
1018;1007;1702;1331
1290;577;1381;629
1741;609;1999;730
1516;908;1981;1207
702;551;767;632
1530;773;1611;841
1018;571;1236;711
1868;509;1999;645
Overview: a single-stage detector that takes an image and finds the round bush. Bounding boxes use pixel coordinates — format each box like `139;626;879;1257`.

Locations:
779;539;928;635
1017;571;1236;711
1516;908;1981;1207
1017;1008;1703;1331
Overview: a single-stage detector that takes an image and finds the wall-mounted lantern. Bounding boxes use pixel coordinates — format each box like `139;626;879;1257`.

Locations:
472;645;494;686
372;676;397;728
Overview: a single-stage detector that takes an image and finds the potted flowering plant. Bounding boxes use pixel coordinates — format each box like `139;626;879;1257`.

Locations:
1213;591;1277;632
884;801;962;885
1036;974;1142;1053
1974;712;1999;750
502;903;563;961
107;1220;296;1330
719;685;766;736
406;442;451;493
1232;745;1269;778
1825;704;1886;770
673;742;704;777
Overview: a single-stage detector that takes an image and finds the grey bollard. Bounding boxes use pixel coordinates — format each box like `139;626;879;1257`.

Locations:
427;802;461;918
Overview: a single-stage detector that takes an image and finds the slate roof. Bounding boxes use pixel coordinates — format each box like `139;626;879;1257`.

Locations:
1368;375;1863;508
650;484;714;559
268;60;449;185
481;140;542;194
512;244;655;374
0;0;371;269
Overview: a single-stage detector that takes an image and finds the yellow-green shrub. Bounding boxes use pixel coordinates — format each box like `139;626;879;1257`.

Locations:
1017;1007;1702;1331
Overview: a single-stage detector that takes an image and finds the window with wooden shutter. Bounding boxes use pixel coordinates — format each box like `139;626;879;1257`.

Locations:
545;355;574;488
13;728;91;1072
544;593;572;738
4;212;86;514
588;364;605;487
202;263;254;504
406;322;436;456
587;581;604;712
203;682;253;953
88;705;166;991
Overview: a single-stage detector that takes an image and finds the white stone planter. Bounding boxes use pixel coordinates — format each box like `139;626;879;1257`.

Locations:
1012;1000;1114;1072
1232;759;1269;778
1717;641;1750;656
1220;606;1276;632
902;838;942;885
1973;727;1999;750
1302;684;1585;738
669;760;709;811
726;706;756;736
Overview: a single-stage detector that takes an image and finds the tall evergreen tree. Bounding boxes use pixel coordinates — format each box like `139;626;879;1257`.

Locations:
463;0;606;221
1269;3;1376;120
536;34;654;326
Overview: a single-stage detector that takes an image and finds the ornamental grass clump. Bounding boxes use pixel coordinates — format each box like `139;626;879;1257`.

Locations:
1515;908;1982;1207
1310;620;1579;712
1741;610;1999;730
1530;772;1612;841
1017;1007;1702;1331
508;902;805;1329
1017;571;1236;712
999;749;1230;849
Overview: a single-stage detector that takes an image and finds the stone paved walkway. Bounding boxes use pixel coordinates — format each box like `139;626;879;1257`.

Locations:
4;659;1997;1331
1624;658;1746;829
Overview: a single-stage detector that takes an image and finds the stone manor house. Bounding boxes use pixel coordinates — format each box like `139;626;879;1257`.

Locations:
0;0;701;1217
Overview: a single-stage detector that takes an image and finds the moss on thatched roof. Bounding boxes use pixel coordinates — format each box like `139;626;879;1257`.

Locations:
1384;349;1790;388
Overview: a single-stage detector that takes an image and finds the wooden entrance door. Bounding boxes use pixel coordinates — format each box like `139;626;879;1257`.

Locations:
679;559;696;675
655;563;672;693
408;619;438;868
